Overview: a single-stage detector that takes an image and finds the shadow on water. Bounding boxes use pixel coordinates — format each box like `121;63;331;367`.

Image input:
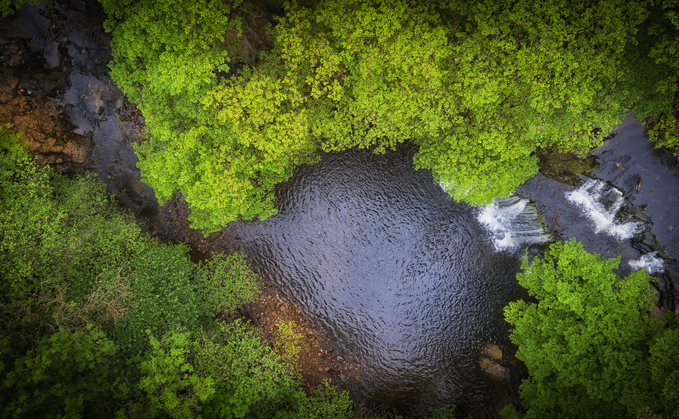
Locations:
234;146;542;418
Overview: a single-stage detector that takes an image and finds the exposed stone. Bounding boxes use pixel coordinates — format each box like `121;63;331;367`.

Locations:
479;357;494;371
482;342;503;361
484;363;509;381
479;356;509;381
650;305;664;319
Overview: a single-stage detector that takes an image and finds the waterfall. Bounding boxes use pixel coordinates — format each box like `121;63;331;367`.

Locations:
476;195;551;251
628;252;664;274
566;179;641;240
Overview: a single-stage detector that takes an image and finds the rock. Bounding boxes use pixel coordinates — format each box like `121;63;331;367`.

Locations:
482;342;503;361
484;363;509;381
71;0;86;11
479;357;494;370
650;305;664;320
479;356;509;381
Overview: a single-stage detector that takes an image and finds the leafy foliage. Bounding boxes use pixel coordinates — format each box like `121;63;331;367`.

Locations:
0;125;353;418
644;0;679;156
193;320;300;418
291;380;353;419
103;0;679;232
102;0;253;231
194;252;261;317
0;0;40;18
504;238;679;418
2;326;118;419
138;331;215;419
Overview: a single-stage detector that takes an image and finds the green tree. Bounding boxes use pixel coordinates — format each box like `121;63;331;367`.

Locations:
643;0;679;156
104;0;672;233
0;0;40;17
2;326;119;419
0;123;353;418
503;238;679;418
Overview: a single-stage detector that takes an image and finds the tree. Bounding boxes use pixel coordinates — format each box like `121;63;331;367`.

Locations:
104;0;671;233
642;0;679;157
0;124;354;418
503;238;679;418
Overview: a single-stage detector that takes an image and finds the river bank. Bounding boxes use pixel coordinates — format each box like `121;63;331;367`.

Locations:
2;1;678;417
0;0;361;405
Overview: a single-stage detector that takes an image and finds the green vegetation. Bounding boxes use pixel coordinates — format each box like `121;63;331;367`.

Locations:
100;0;679;233
0;0;40;17
644;0;679;157
503;239;679;419
0;125;353;418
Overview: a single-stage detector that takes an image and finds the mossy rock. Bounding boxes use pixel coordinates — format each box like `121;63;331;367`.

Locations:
537;147;599;185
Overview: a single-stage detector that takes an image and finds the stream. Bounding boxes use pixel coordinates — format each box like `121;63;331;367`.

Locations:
2;2;678;418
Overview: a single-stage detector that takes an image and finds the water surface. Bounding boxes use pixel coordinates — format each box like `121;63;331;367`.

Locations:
235;146;542;417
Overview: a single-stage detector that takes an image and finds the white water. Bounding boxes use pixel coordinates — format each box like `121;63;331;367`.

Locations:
476;195;551;251
566;179;642;240
628;252;664;274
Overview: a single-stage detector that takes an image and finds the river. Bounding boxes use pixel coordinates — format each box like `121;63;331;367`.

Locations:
2;2;678;417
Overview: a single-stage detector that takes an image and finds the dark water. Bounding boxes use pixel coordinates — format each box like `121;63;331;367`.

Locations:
517;116;679;307
235;147;534;417
7;3;678;417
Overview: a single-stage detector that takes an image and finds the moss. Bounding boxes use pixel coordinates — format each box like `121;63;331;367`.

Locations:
536;147;599;185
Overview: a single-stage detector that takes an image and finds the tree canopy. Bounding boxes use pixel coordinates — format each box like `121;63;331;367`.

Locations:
102;0;678;233
0;124;354;418
503;239;679;418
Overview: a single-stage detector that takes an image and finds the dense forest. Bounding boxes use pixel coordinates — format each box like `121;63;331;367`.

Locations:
96;0;679;233
1;0;679;418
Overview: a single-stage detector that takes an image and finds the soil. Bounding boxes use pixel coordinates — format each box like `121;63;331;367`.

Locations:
243;285;358;390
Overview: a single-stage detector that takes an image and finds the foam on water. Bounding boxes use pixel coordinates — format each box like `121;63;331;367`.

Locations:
628;252;664;274
566;179;642;240
476;195;551;251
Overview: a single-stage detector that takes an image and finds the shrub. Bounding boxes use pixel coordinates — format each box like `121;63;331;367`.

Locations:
504;238;679;418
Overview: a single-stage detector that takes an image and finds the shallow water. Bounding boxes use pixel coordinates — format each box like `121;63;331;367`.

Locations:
235;147;544;417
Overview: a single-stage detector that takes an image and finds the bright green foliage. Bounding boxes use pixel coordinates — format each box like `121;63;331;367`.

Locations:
0;126;149;332
2;326;118;419
504;239;679;418
193;320;300;418
194;252;261;317
0;0;41;17
102;0;249;231
139;322;355;419
104;0;676;233
644;0;679;156
649;328;679;411
290;380;353;419
112;244;201;352
139;331;215;419
0;126;353;417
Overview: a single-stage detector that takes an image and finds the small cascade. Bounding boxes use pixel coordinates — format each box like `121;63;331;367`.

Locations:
477;195;551;251
628;252;665;274
566;179;642;240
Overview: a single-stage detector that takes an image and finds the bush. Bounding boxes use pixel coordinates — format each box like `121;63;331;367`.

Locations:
504;238;679;418
194;252;261;317
1;124;333;418
2;326;119;419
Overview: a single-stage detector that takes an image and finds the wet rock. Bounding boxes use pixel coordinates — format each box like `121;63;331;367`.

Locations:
482;342;503;361
71;0;86;12
537;146;599;186
650;305;663;319
479;357;509;381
